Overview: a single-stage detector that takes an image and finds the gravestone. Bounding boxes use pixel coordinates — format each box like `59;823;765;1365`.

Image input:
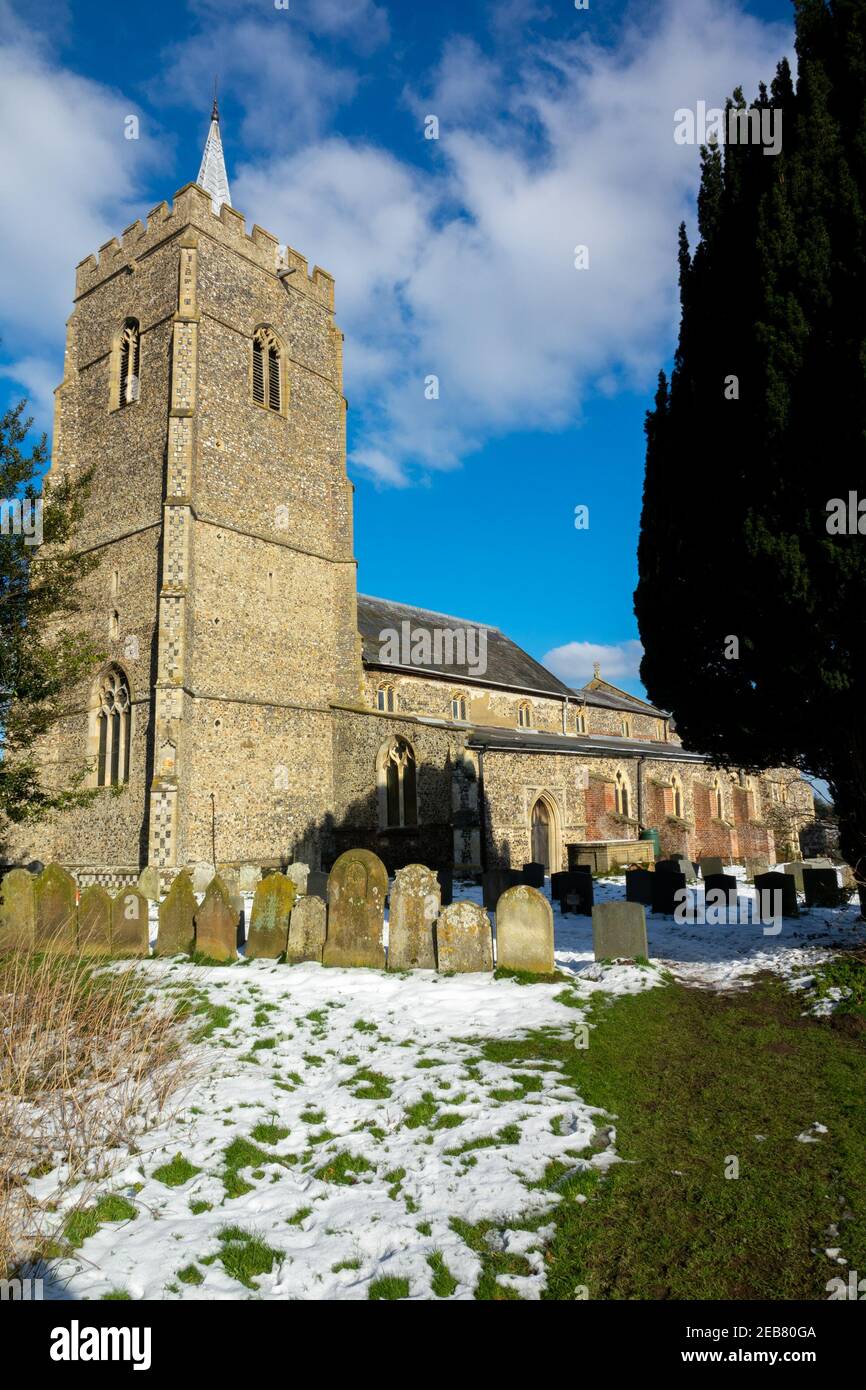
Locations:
482;867;511;910
323;849;387;969
156;870;196;956
783;862;805;893
551;868;591;907
651;870;687;916
77;885;112;956
496;884;554;974
191;861;217;895
194;876;238;962
754;871;799;920
521;862;545;889
592;902;648;962
285;862;310;896
247;874;295;960
700;856;725;878
507;868;524;887
703;873;738;914
803;867;842;909
562;874;594;916
435;901;493;973
388;864;440;971
286;895;327;964
625;867;654;906
238;864;261;893
746;858;770;882
306;869;329;900
0;868;35;953
111;888;150;956
437;867;453;907
137;866;160;902
672;854;698;883
34;864;77;953
654;858;679;874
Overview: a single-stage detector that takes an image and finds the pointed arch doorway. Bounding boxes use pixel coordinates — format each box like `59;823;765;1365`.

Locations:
530;793;561;873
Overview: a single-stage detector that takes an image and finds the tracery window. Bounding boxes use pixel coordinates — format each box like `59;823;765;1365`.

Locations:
96;667;131;787
253;326;282;411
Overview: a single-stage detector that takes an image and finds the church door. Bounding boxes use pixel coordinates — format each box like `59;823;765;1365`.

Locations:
531;799;550;870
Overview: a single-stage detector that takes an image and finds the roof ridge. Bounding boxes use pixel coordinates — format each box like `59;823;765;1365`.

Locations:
357;593;503;635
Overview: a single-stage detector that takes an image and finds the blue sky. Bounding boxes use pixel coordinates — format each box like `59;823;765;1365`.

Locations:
0;0;796;696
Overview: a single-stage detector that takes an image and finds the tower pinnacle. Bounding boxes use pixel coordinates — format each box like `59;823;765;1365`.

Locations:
197;89;231;215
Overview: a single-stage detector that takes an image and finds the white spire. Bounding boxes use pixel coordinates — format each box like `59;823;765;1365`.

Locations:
197;93;231;215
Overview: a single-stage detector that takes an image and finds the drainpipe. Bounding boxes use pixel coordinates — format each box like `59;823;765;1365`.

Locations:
636;756;646;831
477;747;489;873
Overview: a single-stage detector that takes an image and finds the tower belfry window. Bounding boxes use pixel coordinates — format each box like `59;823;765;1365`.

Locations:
119;319;140;406
253;327;281;412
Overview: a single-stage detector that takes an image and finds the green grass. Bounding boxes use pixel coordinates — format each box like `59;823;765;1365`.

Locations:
63;1195;137;1250
428;1251;459;1297
475;964;866;1301
101;1289;132;1300
343;1067;392;1100
250;1121;289;1145
368;1275;410;1300
286;1205;312;1226
177;1264;204;1286
152;1154;202;1187
314;1151;375;1186
216;1226;283;1290
221;1137;289;1197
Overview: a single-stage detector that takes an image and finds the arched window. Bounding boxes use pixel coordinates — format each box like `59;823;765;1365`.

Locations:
252;327;282;411
576;709;587;734
118;319;140;407
450;693;468;722
614;769;631;818
96;667;132;787
517;701;532;728
712;776;724;819
621;716;632;738
376;684;396;713
671;773;683;819
378;737;418;828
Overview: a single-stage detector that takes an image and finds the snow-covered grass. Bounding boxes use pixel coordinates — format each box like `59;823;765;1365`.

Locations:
17;873;866;1301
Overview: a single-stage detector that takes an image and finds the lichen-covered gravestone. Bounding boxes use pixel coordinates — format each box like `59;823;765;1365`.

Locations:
388;864;440;971
592;901;649;961
435;901;493;973
191;861;217;895
495;884;554;974
323;849;387;969
247;874;295;959
285;862;310;896
156;870;196;956
137;866;160;902
194;876;238;962
287;895;327;963
34;864;77;953
700;856;725;878
77;885;112;956
0;868;35;953
111;888;150;956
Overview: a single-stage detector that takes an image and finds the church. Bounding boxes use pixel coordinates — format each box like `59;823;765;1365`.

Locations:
12;109;814;889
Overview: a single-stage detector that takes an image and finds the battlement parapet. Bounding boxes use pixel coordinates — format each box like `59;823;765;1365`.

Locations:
74;183;335;310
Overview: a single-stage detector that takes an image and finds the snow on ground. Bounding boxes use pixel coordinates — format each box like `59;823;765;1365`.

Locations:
35;872;865;1301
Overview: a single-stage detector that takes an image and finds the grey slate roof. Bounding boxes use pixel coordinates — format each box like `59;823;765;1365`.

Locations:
571;686;668;718
357;594;572;698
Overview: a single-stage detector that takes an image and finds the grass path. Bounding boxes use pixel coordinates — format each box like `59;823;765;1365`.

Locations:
535;960;866;1300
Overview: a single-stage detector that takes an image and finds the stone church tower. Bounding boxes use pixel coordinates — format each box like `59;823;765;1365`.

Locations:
22;108;360;880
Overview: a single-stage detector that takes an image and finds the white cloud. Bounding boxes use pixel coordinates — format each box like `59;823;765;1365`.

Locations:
543;639;645;685
227;0;792;483
0;11;165;426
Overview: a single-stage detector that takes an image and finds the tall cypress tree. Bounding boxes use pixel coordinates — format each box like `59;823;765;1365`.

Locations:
635;0;866;892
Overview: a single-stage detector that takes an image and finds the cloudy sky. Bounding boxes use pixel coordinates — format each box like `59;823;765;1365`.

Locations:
0;0;794;695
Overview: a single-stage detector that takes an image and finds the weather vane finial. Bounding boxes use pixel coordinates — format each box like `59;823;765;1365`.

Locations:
212;75;219;123
593;662;601;679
